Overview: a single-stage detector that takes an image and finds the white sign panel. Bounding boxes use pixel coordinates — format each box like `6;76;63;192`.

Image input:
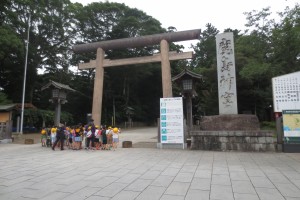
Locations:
272;71;300;112
160;97;184;144
216;32;238;114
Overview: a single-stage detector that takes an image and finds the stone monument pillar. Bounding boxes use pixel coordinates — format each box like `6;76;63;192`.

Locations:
216;32;238;114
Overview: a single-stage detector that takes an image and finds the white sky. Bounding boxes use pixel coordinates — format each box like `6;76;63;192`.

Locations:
70;0;298;49
71;0;297;30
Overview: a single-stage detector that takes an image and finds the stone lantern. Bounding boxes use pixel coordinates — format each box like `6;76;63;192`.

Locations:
172;68;203;136
41;80;75;126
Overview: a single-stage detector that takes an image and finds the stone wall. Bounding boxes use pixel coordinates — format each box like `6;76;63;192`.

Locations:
190;131;277;152
199;114;260;131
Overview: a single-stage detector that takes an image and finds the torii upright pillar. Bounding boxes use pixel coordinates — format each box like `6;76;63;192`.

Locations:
92;48;105;125
160;39;173;98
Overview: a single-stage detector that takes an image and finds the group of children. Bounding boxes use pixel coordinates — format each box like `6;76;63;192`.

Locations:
40;124;121;151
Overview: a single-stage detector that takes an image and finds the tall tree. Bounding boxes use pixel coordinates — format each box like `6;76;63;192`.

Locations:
1;0;76;103
190;23;220;116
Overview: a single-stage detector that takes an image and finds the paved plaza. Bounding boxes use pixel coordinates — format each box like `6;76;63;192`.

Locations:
1;127;300;200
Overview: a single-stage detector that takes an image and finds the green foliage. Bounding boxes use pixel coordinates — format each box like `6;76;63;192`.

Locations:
1;1;300;126
190;4;300;121
0;92;12;104
21;109;74;129
260;121;276;130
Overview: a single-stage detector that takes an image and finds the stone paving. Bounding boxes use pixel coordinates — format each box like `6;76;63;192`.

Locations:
1;127;300;199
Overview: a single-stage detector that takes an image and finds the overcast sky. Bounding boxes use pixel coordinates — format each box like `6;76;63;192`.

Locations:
70;0;298;49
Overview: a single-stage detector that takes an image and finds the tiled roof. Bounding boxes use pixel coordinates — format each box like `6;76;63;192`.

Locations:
0;104;17;111
41;80;76;92
172;68;203;82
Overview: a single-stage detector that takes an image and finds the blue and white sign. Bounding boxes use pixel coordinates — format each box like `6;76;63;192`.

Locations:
160;97;184;144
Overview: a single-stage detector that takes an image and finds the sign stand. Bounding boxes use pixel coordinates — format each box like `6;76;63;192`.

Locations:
159;97;184;149
282;110;300;153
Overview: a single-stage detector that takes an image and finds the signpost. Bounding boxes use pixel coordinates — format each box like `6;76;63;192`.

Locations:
272;71;300;152
282;110;300;152
160;97;184;149
272;71;300;113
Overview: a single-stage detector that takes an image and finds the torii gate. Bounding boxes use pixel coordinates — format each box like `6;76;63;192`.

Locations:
72;29;201;126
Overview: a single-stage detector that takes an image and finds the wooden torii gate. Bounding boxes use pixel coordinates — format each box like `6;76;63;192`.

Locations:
72;29;201;126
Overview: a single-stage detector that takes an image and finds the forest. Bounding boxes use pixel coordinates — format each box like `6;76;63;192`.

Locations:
0;0;299;129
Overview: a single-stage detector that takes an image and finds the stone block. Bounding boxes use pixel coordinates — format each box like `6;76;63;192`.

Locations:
234;132;244;136
232;143;238;150
265;143;276;152
250;137;258;143
244;137;251;143
252;144;266;152
219;137;228;143
218;132;228;136
265;137;275;144
276;144;283;152
228;137;236;143
235;137;245;143
240;143;252;151
221;143;227;150
258;137;266;144
25;139;34;144
228;132;235;136
122;141;132;148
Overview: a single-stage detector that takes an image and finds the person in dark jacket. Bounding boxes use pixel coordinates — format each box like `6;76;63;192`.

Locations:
52;124;65;151
101;125;107;150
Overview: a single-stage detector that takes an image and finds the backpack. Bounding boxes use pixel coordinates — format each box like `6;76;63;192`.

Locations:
86;130;92;138
101;129;107;139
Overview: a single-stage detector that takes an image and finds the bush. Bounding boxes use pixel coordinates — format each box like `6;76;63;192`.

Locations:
260;121;276;130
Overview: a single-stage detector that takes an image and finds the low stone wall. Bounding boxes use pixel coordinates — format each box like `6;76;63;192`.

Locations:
199;114;260;131
190;131;277;152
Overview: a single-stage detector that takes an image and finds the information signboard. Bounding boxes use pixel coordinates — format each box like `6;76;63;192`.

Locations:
160;97;184;144
283;110;300;137
272;71;300;112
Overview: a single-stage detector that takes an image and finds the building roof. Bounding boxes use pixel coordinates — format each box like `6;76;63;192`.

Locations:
41;80;76;92
172;68;203;82
0;104;17;111
0;103;36;111
14;103;37;110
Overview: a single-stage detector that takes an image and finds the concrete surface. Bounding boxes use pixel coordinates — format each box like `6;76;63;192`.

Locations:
1;127;300;200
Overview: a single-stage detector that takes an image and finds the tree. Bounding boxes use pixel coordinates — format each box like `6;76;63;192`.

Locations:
235;4;300;119
0;92;12;105
270;4;300;75
189;23;220;116
1;0;76;103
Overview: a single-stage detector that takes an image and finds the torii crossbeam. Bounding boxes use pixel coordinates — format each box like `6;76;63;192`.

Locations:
72;29;201;126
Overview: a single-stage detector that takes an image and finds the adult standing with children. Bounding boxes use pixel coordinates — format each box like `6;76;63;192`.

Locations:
52;124;65;151
86;119;96;150
101;125;107;150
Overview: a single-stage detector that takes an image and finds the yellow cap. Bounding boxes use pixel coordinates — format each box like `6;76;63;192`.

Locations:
113;128;118;133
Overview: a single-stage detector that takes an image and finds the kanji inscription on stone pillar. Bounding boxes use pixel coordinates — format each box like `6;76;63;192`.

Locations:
216;32;238;114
